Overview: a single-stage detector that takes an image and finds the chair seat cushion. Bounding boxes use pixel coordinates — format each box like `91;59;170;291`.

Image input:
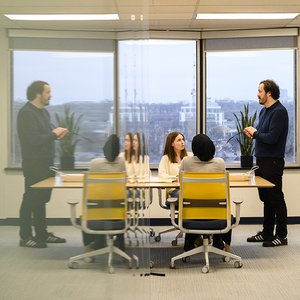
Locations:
183;215;234;230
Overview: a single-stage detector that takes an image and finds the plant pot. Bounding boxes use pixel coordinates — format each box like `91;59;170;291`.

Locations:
240;156;253;168
60;156;75;170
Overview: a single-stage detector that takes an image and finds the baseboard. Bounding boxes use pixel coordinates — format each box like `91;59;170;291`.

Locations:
0;218;73;226
1;216;300;226
150;216;300;226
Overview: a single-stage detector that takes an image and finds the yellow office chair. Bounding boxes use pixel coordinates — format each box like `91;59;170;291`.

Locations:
68;171;133;274
168;171;243;273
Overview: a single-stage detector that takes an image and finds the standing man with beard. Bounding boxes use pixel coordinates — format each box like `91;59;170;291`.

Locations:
18;81;69;248
244;79;289;247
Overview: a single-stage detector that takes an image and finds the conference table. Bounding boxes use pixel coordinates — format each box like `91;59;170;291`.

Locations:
32;175;274;254
31;175;274;211
31;175;274;189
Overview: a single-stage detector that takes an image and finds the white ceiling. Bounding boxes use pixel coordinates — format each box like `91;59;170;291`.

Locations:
1;0;300;32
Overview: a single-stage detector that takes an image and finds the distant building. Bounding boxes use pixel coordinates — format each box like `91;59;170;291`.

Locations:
109;105;146;126
179;106;195;122
206;101;224;126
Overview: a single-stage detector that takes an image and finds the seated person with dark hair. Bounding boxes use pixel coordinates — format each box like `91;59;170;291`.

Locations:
178;134;230;251
83;134;126;253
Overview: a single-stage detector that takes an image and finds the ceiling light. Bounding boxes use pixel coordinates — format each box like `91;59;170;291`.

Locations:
196;13;299;20
4;14;119;21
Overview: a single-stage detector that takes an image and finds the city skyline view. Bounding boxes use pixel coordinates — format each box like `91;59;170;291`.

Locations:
10;43;297;165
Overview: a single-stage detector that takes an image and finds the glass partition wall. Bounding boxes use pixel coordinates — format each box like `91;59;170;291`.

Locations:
9;15;151;300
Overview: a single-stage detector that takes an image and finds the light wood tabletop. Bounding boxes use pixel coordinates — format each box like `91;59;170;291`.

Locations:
31;175;274;189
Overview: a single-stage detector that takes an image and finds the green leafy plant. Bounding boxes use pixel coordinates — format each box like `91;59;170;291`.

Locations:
54;106;84;157
227;104;257;156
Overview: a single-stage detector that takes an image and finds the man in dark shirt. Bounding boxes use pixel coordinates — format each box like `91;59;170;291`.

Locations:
244;79;289;247
17;81;69;248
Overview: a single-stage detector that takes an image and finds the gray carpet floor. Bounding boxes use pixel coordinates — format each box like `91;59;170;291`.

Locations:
1;225;300;300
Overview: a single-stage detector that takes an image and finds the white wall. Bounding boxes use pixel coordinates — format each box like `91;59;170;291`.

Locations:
1;28;300;222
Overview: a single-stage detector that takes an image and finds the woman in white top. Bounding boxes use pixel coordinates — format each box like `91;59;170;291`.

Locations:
132;132;143;178
158;131;193;204
119;132;134;178
119;132;140;199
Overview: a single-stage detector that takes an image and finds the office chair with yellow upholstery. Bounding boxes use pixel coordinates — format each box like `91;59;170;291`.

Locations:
68;171;133;274
168;171;243;273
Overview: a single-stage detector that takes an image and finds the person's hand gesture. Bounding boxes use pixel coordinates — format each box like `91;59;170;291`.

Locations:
53;127;69;139
244;126;257;139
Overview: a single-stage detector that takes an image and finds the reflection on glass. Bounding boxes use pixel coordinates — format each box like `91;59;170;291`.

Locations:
141;131;150;180
119;132;135;179
133;132;142;179
11;50;115;165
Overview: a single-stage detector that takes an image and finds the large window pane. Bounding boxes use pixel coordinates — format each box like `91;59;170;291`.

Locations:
206;49;296;164
148;40;197;164
11;50;114;165
118;40;196;165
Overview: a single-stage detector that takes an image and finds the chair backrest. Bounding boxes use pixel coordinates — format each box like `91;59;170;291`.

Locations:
81;171;127;222
178;171;231;227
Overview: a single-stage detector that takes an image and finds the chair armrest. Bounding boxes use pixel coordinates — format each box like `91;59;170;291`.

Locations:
67;200;82;230
166;197;177;203
67;199;79;205
167;198;179;230
231;198;243;229
233;198;243;205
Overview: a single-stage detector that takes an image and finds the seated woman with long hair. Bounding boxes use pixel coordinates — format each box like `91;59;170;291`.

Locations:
158;131;193;206
119;132;134;178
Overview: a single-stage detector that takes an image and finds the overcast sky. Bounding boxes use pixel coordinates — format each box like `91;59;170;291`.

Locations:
13;42;295;106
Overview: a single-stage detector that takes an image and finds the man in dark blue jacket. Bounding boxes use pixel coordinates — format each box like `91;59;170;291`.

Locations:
17;81;69;248
244;79;289;247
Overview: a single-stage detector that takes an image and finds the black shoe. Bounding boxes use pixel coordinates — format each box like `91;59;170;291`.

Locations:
247;231;268;242
263;235;288;247
212;238;225;250
20;237;47;248
45;232;66;243
184;240;195;252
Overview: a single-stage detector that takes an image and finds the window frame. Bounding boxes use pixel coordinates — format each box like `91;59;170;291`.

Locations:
7;29;299;168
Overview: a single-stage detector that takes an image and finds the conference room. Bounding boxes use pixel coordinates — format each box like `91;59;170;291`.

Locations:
1;0;300;299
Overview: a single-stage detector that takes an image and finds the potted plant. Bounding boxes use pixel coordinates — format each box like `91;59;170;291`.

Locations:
55;106;83;169
227;104;257;168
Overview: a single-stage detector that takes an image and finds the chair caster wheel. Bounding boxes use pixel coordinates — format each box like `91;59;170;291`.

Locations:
68;262;79;269
150;230;155;237
150;261;154;269
108;266;115;274
155;236;161;242
234;261;243;268
202;265;209;273
84;257;94;263
171;240;177;246
223;256;230;262
182;256;190;263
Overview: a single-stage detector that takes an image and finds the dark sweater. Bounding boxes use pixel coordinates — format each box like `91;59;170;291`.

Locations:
17;102;57;160
253;101;288;159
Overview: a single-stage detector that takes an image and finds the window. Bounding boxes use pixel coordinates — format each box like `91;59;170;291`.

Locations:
118;40;197;165
11;50;115;165
205;49;296;164
9;34;298;168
